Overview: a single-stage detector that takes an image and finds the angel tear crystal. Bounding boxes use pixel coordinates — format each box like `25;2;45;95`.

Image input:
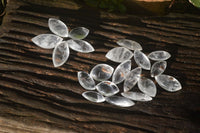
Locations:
69;27;89;40
117;39;142;50
82;91;105;103
121;91;152;102
134;50;151;70
106;96;135;107
96;81;119;96
151;61;167;77
148;51;171;61
78;71;95;90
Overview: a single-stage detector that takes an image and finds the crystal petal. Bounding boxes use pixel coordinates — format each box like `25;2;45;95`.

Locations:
148;51;171;61
151;61;167;77
96;81;119;97
121;92;152;102
69;27;89;40
78;71;95;90
106;96;135;107
82;91;105;103
134;50;151;70
117;39;142;50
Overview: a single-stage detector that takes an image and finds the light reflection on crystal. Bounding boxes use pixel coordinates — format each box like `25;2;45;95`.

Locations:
121;91;152;102
106;96;135;107
96;81;119;97
78;71;95;90
134;50;151;70
82;91;105;103
69;27;89;40
148;51;171;61
117;39;142;50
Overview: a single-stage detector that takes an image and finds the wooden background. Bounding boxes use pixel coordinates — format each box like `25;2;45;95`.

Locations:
0;0;200;132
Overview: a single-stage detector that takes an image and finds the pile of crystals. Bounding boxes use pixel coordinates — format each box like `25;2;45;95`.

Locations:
31;18;94;67
78;39;182;107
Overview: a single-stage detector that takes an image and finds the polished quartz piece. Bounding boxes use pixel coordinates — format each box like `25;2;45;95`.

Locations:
52;41;70;67
69;27;89;40
151;61;167;77
32;34;63;49
96;81;119;97
106;96;135;107
105;47;133;63
112;60;131;84
117;39;142;50
78;71;95;90
138;77;157;97
155;74;182;92
123;67;142;92
48;18;68;37
90;64;114;81
148;51;171;61
121;91;152;102
67;39;94;53
82;91;105;103
134;50;151;70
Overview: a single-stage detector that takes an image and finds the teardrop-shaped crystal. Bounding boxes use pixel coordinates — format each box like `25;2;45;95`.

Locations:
69;27;89;40
32;34;63;49
48;18;68;37
134;50;151;70
90;64;114;81
123;67;142;92
148;51;171;61
106;47;133;63
67;39;94;53
96;81;119;97
82;91;105;103
78;71;95;90
121;92;152;102
151;61;167;77
117;39;142;50
112;60;131;84
155;74;182;92
138;77;157;97
106;96;135;107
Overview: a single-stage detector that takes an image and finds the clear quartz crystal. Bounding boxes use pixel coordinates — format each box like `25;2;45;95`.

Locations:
151;61;167;77
82;91;105;103
148;51;171;61
32;34;63;49
134;50;151;70
121;91;152;102
106;47;133;63
52;41;70;67
69;27;89;40
155;74;182;92
112;60;131;84
117;39;142;50
78;71;96;90
96;81;119;97
106;96;135;107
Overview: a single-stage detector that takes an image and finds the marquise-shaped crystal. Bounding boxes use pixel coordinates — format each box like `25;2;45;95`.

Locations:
121;92;152;102
155;74;182;92
69;27;89;40
82;91;105;103
138;77;157;97
148;51;171;61
106;47;133;63
32;34;63;49
52;41;70;67
48;18;68;37
96;81;119;97
112;60;131;84
134;50;151;70
78;71;95;90
67;39;94;53
151;61;167;77
117;39;142;50
106;96;135;107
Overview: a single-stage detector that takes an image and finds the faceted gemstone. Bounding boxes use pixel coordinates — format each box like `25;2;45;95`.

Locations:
48;18;68;37
105;47;133;63
151;61;167;77
69;27;89;40
96;81;119;97
82;91;105;103
106;96;135;107
155;74;182;92
52;41;69;67
123;67;142;92
138;77;157;97
148;51;171;61
78;71;95;90
32;34;63;49
67;39;94;53
117;39;142;51
90;64;114;81
121;91;152;102
112;60;131;84
134;50;151;70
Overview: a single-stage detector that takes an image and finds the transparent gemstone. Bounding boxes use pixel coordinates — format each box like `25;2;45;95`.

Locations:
112;60;131;84
48;18;68;37
151;61;167;77
117;39;142;50
69;27;89;40
105;47;133;63
121;92;152;102
138;77;157;97
106;96;135;107
32;34;63;49
148;51;171;61
82;91;105;103
123;67;142;92
155;74;182;92
134;50;151;70
67;39;94;53
96;81;119;97
78;71;95;90
90;64;114;81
